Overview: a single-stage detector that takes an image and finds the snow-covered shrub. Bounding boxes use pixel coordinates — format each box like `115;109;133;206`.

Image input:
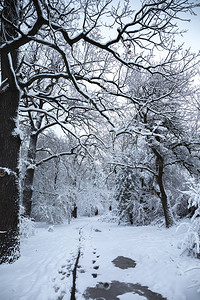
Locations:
179;178;200;258
98;209;120;223
186;179;200;219
31;191;73;224
115;167;161;225
165;166;190;219
171;193;189;219
20;215;35;239
179;220;200;258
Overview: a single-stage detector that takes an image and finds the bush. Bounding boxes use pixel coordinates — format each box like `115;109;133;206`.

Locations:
20;215;35;239
179;178;200;258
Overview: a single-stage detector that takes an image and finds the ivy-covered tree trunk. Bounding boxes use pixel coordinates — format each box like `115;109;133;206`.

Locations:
0;0;20;263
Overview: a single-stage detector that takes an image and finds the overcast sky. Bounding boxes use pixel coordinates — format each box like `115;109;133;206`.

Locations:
177;5;200;53
102;1;200;54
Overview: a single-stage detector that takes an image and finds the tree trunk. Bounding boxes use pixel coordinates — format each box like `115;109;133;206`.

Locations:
153;148;174;228
0;0;20;264
22;133;38;217
0;89;20;263
72;205;77;218
22;103;44;217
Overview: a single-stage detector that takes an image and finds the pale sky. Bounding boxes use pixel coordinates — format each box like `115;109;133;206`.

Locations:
102;0;200;53
177;5;200;53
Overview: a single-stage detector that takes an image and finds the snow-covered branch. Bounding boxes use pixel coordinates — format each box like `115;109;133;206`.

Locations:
108;162;157;176
36;151;76;167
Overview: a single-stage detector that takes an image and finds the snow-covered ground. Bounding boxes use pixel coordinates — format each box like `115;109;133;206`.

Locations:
0;216;200;300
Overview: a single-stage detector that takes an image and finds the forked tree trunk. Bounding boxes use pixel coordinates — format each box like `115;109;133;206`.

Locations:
0;0;20;264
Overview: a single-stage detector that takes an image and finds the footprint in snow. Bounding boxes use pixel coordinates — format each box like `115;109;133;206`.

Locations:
57;290;66;300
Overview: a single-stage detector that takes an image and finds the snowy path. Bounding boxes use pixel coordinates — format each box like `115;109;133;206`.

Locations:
0;217;200;300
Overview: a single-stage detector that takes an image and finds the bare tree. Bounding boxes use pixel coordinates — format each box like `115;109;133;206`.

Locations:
112;58;200;227
0;0;199;262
